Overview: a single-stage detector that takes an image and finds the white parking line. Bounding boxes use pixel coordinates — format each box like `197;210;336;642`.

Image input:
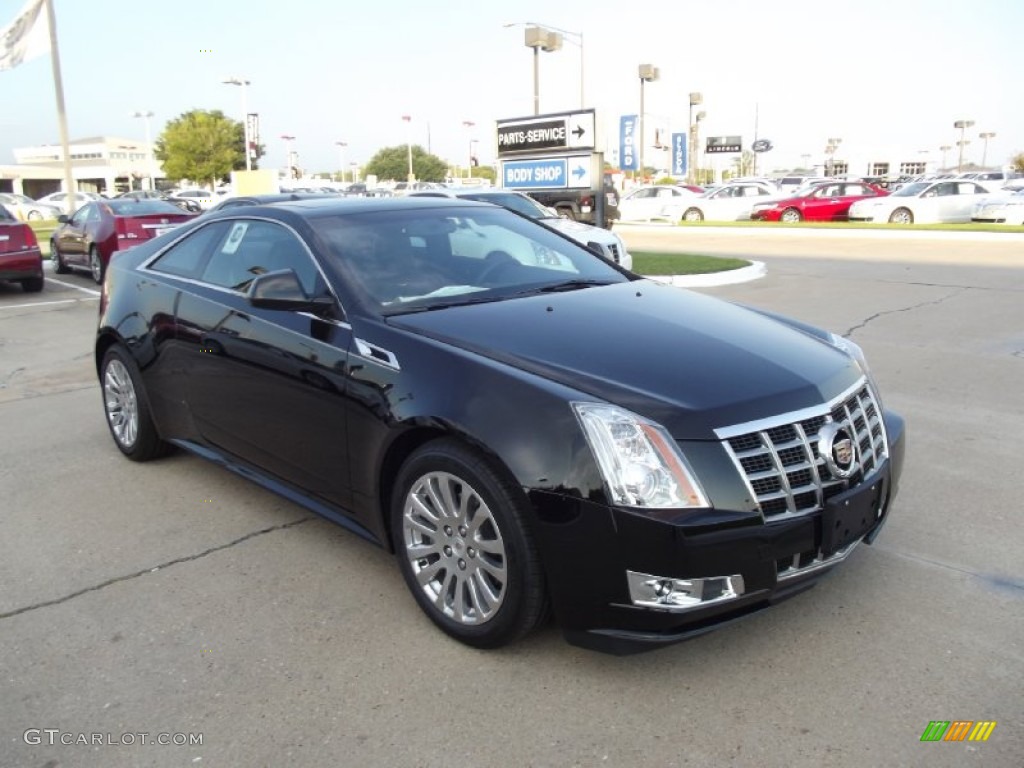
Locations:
0;297;96;310
45;276;102;296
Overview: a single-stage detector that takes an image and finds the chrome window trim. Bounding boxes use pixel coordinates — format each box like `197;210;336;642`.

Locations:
140;214;347;318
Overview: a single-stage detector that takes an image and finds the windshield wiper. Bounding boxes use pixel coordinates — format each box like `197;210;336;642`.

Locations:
385;295;508;314
529;279;616;294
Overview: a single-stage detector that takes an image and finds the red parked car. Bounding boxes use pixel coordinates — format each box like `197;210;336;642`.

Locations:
750;181;888;222
0;205;44;292
51;199;196;283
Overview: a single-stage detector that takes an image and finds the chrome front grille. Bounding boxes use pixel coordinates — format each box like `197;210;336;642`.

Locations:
716;379;888;520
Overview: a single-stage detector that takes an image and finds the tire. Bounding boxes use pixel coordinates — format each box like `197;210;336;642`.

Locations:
89;246;104;284
100;345;171;462
889;208;913;225
683;207;704;222
27;210;41;221
391;438;549;649
20;276;44;293
780;207;802;223
51;240;69;273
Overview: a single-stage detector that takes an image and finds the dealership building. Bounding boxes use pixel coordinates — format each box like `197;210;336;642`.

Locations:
0;136;163;198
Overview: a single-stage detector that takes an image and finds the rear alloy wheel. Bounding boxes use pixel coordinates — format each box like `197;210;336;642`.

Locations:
683;208;704;222
51;241;69;273
20;276;44;293
100;346;170;461
889;207;914;225
89;246;104;284
27;210;42;221
392;439;548;649
780;207;802;223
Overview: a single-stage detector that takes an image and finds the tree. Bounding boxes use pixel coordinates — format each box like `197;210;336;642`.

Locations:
154;109;248;186
363;145;447;182
1012;152;1024;173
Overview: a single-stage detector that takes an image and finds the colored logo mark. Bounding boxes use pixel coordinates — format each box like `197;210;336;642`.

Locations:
920;721;997;742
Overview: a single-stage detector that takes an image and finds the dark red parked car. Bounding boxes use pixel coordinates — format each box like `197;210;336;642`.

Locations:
750;181;888;222
51;199;196;283
0;205;44;292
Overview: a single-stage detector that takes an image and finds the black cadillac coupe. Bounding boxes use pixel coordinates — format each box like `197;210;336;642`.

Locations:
95;197;905;654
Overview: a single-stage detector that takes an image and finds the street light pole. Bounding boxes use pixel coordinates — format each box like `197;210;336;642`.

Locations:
505;22;581;110
953;119;974;173
462;120;475;179
688;92;702;185
335;141;347;182
131;110;156;190
402;115;414;182
978;131;995;168
638;64;659;182
280;135;295;180
222;76;252;171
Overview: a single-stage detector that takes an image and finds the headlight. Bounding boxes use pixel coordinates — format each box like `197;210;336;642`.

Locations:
828;333;883;406
572;403;709;508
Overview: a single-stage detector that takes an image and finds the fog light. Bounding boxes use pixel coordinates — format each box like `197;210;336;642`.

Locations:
626;570;745;612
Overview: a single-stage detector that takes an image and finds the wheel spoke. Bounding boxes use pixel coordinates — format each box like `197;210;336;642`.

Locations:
413;559;443;589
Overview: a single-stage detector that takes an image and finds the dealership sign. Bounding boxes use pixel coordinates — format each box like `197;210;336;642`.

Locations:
706;135;743;154
751;139;774;153
619;115;639;171
496;110;595;156
671;132;687;176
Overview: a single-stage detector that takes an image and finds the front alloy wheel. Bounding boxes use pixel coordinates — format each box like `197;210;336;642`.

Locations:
392;439;548;648
683;207;704;222
403;470;507;625
780;207;802;223
889;207;914;225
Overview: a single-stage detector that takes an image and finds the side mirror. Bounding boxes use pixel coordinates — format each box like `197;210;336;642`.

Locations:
57;214;69;223
247;269;335;313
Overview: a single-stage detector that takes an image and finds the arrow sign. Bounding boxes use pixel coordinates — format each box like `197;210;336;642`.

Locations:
572;164;586;180
497;110;596;156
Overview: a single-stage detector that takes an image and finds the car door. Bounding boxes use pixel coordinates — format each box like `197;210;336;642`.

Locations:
946;182;988;222
56;203;97;265
619;188;657;220
802;184;842;220
171;218;355;508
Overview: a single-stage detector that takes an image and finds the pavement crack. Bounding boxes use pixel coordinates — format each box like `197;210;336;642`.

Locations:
844;288;966;337
0;516;314;621
873;543;1024;596
0;367;26;388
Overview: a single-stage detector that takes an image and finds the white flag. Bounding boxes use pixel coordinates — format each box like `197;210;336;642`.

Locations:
0;0;49;71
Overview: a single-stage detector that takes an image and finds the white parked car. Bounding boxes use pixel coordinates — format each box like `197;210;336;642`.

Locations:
971;188;1024;225
617;185;699;223
168;188;217;210
409;188;632;270
848;179;993;224
681;181;784;222
0;193;60;221
36;190;103;210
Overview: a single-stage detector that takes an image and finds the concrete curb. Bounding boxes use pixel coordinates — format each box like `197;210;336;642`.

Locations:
641;260;767;288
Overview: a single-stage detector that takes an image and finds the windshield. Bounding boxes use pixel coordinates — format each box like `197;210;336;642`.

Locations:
106;199;189;216
892;182;931;197
310;206;628;314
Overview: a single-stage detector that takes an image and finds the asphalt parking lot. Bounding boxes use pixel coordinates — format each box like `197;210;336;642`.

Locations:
2;231;1022;767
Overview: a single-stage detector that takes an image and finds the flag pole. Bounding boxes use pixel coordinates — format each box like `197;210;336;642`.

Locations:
43;0;74;215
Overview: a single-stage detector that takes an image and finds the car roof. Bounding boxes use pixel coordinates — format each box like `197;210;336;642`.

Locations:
205;195;491;221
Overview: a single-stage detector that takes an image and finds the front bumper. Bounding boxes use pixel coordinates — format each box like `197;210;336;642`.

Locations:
529;409;905;654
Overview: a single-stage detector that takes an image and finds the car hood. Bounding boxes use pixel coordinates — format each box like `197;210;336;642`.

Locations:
541;217;616;243
389;281;859;439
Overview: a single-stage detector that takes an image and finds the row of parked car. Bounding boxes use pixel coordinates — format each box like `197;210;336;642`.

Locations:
615;173;1024;226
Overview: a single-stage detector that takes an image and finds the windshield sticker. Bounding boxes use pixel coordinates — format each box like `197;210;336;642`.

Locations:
222;222;249;255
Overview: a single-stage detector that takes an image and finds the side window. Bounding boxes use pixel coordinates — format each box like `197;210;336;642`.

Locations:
70;205;92;225
149;221;232;279
199;220;321;295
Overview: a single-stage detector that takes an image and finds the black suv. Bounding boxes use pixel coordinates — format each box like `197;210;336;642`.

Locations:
524;173;620;229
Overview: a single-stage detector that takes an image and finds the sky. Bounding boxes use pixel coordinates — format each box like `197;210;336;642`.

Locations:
1;0;1021;177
